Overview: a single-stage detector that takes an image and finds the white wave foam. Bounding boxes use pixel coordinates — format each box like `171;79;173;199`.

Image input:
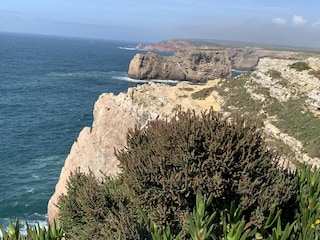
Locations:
32;174;40;179
47;71;110;78
113;76;148;83
112;75;182;84
25;186;34;193
118;46;137;51
33;155;64;169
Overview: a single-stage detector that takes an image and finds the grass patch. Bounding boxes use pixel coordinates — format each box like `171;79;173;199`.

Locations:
289;61;311;71
265;97;320;158
217;75;265;114
267;137;296;159
267;69;282;79
191;87;215;100
179;87;194;91
309;70;320;80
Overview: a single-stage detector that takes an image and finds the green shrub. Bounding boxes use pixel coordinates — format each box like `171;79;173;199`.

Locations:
267;69;282;79
0;218;64;240
116;109;296;235
180;87;194;91
289;62;311;71
293;165;320;239
191;87;215;99
309;70;320;80
57;170;141;240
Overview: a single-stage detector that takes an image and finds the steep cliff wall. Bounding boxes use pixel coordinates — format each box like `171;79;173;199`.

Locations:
47;81;222;224
128;49;232;82
48;56;320;224
136;39;307;71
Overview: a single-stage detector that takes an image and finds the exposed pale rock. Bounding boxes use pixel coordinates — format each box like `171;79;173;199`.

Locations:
227;48;259;71
128;50;232;82
48;55;320;224
47;81;222;224
307;90;320;111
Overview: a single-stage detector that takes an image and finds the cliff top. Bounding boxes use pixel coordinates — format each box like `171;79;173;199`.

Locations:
48;54;320;224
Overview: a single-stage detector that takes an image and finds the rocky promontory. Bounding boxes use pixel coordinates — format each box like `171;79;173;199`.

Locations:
128;49;232;82
136;39;312;71
48;52;320;225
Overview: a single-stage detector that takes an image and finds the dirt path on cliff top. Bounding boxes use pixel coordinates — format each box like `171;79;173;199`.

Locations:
164;80;221;112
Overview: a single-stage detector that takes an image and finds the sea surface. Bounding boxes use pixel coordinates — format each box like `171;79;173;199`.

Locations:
0;33;241;233
0;32;152;230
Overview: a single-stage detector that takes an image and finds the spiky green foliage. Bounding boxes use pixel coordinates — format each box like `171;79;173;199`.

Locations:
0;219;63;240
116;109;296;234
293;165;320;239
57;169;141;240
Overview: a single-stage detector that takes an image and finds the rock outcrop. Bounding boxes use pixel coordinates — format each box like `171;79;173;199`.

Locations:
47;81;222;224
128;50;232;82
48;54;320;224
227;48;259;71
136;39;312;71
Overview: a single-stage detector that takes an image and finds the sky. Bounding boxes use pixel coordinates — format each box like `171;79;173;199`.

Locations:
1;0;320;48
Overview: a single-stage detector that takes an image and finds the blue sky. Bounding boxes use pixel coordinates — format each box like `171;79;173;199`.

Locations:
1;0;320;48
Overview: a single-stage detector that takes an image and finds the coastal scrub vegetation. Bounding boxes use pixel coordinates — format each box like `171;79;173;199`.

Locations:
0;219;63;240
289;61;311;71
4;109;314;239
267;69;282;79
214;72;320;160
55;109;320;240
191;87;215;100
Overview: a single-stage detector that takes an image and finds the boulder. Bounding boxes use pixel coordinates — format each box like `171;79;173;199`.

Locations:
227;48;260;71
128;50;232;82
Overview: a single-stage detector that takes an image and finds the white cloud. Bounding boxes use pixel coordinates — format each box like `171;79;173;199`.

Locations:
272;17;286;25
311;21;320;27
292;15;306;25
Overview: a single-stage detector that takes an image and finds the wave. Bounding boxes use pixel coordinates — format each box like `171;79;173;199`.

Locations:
46;71;111;78
118;46;137;51
112;75;182;84
25;186;34;193
32;155;64;170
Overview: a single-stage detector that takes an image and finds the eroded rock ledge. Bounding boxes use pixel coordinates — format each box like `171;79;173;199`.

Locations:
128;50;232;82
47;81;222;224
48;56;320;224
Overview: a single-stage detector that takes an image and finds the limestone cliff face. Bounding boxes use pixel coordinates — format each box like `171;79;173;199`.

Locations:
48;56;320;224
47;81;222;224
128;50;232;82
227;48;259;71
136;39;309;71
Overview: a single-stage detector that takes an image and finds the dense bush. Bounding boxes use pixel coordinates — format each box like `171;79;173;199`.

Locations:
191;87;215;100
58;170;142;240
116;109;296;234
289;61;311;71
267;69;282;79
58;109;320;239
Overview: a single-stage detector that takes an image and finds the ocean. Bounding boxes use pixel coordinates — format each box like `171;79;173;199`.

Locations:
0;32;148;230
0;32;241;233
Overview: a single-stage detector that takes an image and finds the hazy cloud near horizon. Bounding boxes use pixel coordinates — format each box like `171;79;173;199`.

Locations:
1;0;320;49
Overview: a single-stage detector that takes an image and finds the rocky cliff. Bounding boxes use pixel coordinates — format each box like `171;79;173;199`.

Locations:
136;39;312;71
48;55;320;224
47;80;222;223
128;49;232;82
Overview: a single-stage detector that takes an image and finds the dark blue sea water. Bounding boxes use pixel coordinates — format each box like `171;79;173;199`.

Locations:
0;32;147;230
0;33;241;233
